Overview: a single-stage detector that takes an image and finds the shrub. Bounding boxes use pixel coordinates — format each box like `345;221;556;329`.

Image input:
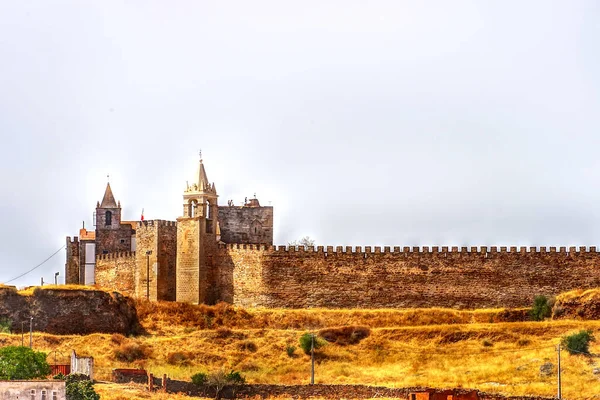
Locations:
65;379;99;400
114;342;151;362
53;372;66;380
318;326;370;345
237;341;257;352
299;333;325;355
530;295;553;321
286;345;296;357
167;351;192;366
110;333;126;345
215;327;232;339
562;330;595;355
191;372;208;385
206;369;246;398
0;317;11;333
0;346;51;380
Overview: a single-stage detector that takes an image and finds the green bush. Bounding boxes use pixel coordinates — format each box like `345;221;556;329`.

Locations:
299;333;325;355
224;370;245;385
0;346;51;380
191;372;208;385
65;379;99;400
0;317;11;333
286;345;296;357
530;295;553;321
562;330;595;355
53;372;66;380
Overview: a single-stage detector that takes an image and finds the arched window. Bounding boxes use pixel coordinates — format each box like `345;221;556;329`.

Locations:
189;200;197;217
105;211;112;226
206;200;211;219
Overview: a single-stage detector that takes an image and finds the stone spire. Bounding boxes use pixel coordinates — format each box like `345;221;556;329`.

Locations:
100;183;118;208
197;158;210;191
186;156;216;195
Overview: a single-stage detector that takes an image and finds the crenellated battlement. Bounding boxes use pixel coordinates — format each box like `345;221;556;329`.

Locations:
219;243;600;257
67;236;79;243
96;251;136;261
136;220;177;229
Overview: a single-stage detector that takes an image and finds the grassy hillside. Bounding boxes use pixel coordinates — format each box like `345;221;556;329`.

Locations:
2;300;600;399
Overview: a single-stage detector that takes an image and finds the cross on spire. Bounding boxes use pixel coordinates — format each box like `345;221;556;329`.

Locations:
107;174;110;182
199;149;202;161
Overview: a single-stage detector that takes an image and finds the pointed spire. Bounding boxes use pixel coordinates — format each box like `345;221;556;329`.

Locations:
197;158;210;190
100;182;118;208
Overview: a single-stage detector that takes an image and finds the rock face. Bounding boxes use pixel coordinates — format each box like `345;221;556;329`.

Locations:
0;287;140;335
553;289;600;320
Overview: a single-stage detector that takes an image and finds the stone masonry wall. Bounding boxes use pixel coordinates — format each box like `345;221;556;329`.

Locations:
218;206;274;245
65;237;80;285
135;220;177;301
217;245;600;309
95;252;136;297
176;217;202;303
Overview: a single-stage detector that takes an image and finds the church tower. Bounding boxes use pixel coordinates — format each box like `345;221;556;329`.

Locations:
95;182;131;255
176;156;220;303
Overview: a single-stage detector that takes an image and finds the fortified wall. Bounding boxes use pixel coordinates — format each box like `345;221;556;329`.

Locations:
216;245;600;309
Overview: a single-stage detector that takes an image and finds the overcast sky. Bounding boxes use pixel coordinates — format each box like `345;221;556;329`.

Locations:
1;1;599;286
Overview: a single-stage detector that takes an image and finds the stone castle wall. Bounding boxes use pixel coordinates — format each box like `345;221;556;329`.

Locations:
217;245;600;309
218;206;274;244
95;252;137;296
135;220;177;301
65;237;81;285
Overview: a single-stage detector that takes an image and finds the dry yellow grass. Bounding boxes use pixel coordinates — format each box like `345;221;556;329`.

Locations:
94;382;204;400
136;300;528;335
556;287;600;303
2;307;600;399
17;284;120;296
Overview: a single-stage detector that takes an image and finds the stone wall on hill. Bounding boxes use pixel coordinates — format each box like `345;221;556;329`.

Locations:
217;245;600;309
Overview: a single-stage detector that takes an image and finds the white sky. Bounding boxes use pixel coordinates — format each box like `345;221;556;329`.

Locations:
0;1;599;286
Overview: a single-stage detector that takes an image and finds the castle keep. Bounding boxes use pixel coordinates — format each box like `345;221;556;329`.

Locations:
66;159;600;309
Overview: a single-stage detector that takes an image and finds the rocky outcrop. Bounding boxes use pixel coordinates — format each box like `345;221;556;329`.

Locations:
0;287;140;335
552;288;600;320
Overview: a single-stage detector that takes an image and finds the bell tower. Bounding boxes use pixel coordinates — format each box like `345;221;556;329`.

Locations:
176;154;220;304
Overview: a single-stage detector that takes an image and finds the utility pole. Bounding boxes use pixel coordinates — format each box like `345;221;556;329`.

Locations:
29;317;33;348
146;250;152;300
557;343;562;399
54;272;59;285
40;277;44;286
310;333;315;385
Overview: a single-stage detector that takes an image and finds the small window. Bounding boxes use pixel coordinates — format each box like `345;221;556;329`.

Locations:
102;250;109;254
120;239;125;244
52;392;58;400
30;389;36;400
41;389;47;400
105;210;112;226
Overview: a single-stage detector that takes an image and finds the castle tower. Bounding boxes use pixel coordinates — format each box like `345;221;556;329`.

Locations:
95;182;133;256
176;156;219;303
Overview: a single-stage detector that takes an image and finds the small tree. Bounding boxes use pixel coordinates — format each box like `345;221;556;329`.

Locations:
530;295;553;321
299;333;325;355
191;372;208;385
0;346;51;380
207;369;245;399
288;236;315;249
562;330;595;355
